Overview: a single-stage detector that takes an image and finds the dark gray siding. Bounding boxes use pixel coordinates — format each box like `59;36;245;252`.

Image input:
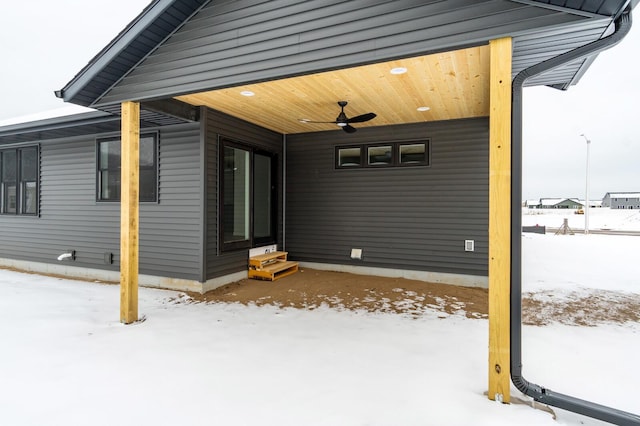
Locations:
286;118;489;277
97;0;596;106
0;123;204;281
204;108;283;279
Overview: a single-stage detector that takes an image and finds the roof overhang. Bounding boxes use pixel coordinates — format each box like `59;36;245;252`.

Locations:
49;0;634;132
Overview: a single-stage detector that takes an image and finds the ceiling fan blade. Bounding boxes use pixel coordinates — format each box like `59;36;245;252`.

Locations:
299;119;338;124
347;112;376;123
342;124;357;133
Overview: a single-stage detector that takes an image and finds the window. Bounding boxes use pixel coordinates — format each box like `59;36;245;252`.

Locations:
399;143;428;165
368;145;392;165
97;133;158;202
220;139;277;252
337;147;362;167
0;146;38;215
336;140;429;169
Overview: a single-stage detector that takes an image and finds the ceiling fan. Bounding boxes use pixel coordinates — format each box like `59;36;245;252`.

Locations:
299;101;376;133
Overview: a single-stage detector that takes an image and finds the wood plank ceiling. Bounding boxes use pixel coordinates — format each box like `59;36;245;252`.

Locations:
176;45;490;134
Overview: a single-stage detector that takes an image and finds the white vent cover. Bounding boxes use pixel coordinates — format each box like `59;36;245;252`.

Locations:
464;240;475;252
350;248;363;260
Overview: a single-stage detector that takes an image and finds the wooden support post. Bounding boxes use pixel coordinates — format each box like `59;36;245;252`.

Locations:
120;101;140;324
488;37;512;403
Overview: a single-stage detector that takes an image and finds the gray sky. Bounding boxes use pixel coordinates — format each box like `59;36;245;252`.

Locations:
0;1;638;201
522;20;640;201
0;0;150;120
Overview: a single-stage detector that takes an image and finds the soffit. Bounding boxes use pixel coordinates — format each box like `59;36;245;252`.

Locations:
176;45;490;135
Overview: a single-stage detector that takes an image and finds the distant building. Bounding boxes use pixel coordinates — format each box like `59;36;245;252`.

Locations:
539;198;583;209
602;192;640;209
524;199;541;208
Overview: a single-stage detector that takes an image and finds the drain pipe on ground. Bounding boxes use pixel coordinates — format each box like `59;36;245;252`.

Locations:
511;7;640;425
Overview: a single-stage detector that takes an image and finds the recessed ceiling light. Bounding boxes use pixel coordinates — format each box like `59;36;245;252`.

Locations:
240;90;255;97
390;67;407;75
417;106;430;112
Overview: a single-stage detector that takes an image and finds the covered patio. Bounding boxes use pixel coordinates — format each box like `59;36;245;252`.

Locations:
51;0;636;419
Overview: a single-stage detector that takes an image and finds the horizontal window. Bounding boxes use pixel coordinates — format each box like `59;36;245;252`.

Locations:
0;146;39;215
368;145;392;166
97;133;158;202
336;140;430;169
337;146;362;167
399;143;428;165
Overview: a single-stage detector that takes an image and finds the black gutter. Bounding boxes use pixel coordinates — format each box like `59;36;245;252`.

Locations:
511;7;640;426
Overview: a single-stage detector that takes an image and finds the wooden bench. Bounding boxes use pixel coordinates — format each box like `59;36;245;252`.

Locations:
248;251;299;281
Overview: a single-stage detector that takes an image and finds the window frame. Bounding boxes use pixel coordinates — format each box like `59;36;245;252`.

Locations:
335;139;430;169
96;132;159;203
367;144;394;166
0;145;39;216
218;137;278;253
336;145;363;168
398;141;430;166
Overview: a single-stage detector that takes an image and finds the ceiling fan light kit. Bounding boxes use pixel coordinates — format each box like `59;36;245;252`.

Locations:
300;101;377;133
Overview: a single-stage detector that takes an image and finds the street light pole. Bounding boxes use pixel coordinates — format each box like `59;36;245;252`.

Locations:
580;134;591;234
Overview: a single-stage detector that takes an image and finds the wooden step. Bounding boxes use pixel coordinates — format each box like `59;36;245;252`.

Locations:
248;251;299;281
248;260;299;281
249;251;288;269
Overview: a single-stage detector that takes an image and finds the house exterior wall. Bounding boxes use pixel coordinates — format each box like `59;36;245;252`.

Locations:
2;112;489;286
204;108;283;280
285;117;489;278
602;193;640;209
0;122;204;281
611;197;640;209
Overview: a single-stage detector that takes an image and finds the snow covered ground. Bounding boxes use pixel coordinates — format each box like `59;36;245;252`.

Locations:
522;207;640;231
1;210;638;425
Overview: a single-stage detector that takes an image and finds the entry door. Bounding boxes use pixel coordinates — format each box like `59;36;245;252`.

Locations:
220;140;277;251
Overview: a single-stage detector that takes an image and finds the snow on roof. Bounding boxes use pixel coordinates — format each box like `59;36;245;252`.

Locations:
608;193;640;198
0;105;96;128
540;198;565;205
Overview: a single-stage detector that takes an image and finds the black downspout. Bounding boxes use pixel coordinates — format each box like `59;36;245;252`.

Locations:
511;7;640;426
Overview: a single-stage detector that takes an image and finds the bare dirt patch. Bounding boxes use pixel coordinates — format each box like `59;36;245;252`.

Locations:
190;268;488;319
522;289;640;326
187;268;640;326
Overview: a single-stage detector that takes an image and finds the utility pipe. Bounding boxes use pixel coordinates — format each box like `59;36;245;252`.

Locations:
282;133;287;252
580;133;591;234
511;7;640;425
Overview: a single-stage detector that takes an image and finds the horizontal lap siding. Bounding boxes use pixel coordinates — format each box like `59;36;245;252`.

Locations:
286;118;489;277
145;125;202;279
205;108;283;279
98;0;582;105
0;123;203;281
